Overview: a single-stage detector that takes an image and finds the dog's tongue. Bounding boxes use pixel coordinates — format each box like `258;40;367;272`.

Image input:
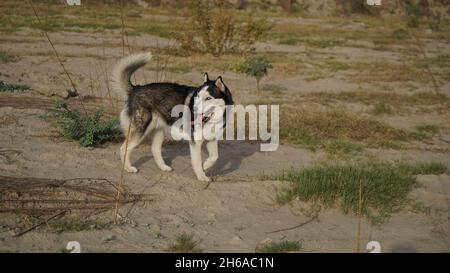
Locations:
193;113;204;125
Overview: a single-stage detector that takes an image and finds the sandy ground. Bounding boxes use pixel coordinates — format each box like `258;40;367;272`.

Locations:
1;16;450;252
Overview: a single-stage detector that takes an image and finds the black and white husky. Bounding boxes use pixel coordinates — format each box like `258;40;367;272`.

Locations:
110;53;233;181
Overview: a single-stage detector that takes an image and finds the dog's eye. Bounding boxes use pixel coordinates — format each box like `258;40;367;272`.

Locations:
205;97;212;101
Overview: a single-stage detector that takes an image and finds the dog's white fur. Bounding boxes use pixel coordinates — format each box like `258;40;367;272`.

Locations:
113;53;224;182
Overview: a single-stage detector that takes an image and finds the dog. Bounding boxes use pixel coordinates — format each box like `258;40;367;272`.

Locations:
110;52;233;181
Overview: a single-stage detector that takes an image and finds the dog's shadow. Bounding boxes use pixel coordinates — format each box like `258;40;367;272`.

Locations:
134;141;260;176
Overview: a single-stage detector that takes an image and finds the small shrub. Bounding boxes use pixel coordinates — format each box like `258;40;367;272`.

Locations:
0;80;30;92
233;56;273;90
178;0;271;55
256;240;301;253
42;101;121;147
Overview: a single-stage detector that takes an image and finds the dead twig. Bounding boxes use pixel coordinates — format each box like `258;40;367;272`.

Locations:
13;210;67;237
264;216;318;234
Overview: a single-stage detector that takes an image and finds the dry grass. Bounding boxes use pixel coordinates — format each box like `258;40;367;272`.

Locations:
280;107;409;149
303;90;449;114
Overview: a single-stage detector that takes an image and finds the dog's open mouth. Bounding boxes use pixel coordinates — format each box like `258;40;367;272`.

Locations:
202;112;213;124
193;109;214;126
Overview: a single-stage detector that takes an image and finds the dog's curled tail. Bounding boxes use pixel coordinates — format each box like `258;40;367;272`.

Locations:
110;52;152;96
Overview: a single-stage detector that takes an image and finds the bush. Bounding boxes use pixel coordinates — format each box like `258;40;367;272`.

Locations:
404;1;422;28
233;56;272;90
178;0;271;55
42;101;121;147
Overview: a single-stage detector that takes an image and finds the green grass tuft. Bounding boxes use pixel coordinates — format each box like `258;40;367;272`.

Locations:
0;80;30;92
168;233;203;253
256;240;301;253
0;51;18;63
266;162;447;224
324;140;364;157
372;101;393;115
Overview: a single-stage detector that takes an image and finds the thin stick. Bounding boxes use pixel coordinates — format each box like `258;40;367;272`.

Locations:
102;41;117;112
114;119;132;224
410;31;440;94
14;210;67;237
119;0;126;57
265;216;317;234
27;0;87;115
356;180;362;253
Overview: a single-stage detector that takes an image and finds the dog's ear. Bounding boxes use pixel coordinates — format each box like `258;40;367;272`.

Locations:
203;72;209;83
215;76;226;92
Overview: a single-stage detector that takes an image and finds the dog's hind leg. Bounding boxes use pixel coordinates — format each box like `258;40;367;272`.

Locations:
151;129;172;172
203;140;218;171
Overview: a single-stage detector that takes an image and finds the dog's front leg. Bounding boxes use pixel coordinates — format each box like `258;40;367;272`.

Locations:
189;140;210;182
203;140;218;171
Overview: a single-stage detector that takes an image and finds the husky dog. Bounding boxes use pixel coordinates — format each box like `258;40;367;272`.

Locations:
110;52;233;181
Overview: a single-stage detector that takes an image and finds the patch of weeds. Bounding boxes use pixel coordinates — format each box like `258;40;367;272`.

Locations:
262;84;286;97
280;108;409;149
430;54;450;68
266;161;446;224
41;101;121;147
129;23;175;39
322;60;351;72
397;161;447;175
391;28;409;40
0;80;30;92
0;51;18;63
277;37;300;45
372;101;392;115
262;84;286;93
324;140;364;157
414;123;440;139
378;141;404;150
304;38;345;48
256;240;301;253
305;91;448;108
31;217;112;232
168;233;202;253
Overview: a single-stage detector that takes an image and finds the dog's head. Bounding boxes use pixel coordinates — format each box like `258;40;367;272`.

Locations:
191;73;233;126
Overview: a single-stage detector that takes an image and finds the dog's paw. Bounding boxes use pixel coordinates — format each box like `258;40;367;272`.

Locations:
125;166;138;173
160;165;173;172
203;161;213;171
197;174;211;182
